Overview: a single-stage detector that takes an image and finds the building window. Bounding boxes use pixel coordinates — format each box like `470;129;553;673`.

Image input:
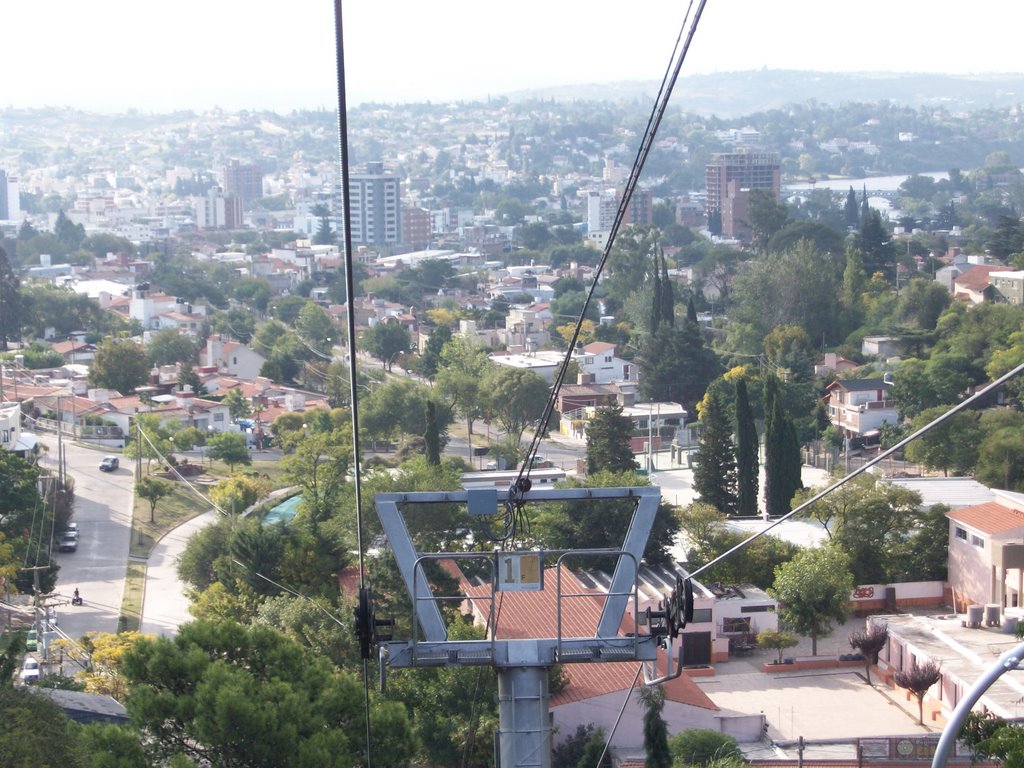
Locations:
740;605;775;613
971;535;985;548
691;608;712;624
955;527;967;541
213;413;225;422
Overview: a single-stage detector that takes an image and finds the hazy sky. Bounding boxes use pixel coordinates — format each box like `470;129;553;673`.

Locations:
4;1;1022;113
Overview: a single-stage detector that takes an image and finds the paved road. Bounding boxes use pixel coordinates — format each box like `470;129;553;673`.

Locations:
38;434;133;639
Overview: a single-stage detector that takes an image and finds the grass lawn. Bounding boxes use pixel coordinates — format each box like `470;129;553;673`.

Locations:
119;561;146;633
129;457;289;559
129;480;212;559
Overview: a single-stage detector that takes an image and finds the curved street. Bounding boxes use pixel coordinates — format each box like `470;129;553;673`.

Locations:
38;434;133;639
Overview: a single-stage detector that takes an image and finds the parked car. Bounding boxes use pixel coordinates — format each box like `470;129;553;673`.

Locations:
25;629;37;652
20;657;39;685
99;455;119;472
58;532;78;552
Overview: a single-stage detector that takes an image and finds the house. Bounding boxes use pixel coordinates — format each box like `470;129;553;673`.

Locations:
457;564;764;755
951;264;1004;304
49;339;98;365
945;490;1024;609
203;335;266;380
990;270;1024;305
575;341;637;384
825;378;899;440
860;336;901;360
814;352;859;378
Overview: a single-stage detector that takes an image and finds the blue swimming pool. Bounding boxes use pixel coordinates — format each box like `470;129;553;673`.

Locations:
263;494;302;525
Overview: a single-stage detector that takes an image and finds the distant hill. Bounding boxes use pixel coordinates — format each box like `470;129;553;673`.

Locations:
503;70;1024;117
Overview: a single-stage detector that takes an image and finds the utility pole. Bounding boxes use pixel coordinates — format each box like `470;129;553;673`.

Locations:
370;486;692;767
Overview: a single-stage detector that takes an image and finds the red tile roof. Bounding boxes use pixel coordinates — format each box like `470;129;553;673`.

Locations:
953;264;1004;292
461;565;717;711
947;501;1024;535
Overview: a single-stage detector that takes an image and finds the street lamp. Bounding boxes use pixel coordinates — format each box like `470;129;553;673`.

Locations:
385;349;406;372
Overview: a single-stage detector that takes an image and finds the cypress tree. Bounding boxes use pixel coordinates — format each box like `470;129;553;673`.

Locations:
649;252;663;334
660;248;674;327
686;295;698;325
424;401;441;465
763;374;786;518
585;404;639;475
781;415;804;509
844;186;859;229
640;686;672;768
734;378;759;517
692;388;738;515
860;185;869;225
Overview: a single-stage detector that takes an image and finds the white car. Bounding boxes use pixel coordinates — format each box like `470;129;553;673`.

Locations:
20;657;40;684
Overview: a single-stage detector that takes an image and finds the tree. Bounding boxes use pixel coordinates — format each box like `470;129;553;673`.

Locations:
436;336;491;460
844;186;859;228
484;366;549;447
0;685;88;767
146;329;197;367
745;188;789;252
295;302;335;354
976;424;1024;491
363;319;411;370
763;375;801;518
552;725;611;768
856;208;895;279
129;413;180;474
123;619;413;767
904;407;982;476
585;403;639;475
177;360;205;396
734;378;759;516
668;728;742;767
637;320;721;415
894;660;942;725
210;474;270;516
206;431;252;472
0;246;21;350
693;388;738;515
532;471;680;566
757;629;798;664
89;339;149;395
424;401;442;465
137;477;172;524
221;388;252;421
769;545;854;656
639;685;671;768
849;623;889;684
417;322;452;380
54;209;86;251
312;209;334;245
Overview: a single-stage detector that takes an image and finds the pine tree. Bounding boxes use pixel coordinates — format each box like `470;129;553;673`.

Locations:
585;403;638;475
734;378;759;516
844;186;859;229
860;185;869;225
693;388;737;515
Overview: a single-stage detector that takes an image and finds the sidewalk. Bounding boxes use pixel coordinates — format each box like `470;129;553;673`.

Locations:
139;510;218;636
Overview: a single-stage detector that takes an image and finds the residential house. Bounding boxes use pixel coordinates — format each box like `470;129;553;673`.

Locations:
814;352;859;378
951;264;1004;304
825;378;899;440
946;490;1024;609
203;334;266;380
574;341;637;384
50;339;98;365
457;564;764;755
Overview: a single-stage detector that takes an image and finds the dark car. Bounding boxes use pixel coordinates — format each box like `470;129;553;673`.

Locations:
99;455;119;472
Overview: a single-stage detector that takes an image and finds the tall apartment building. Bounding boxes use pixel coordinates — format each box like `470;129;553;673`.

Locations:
586;188;652;233
194;187;242;229
222;160;264;209
0;170;21;221
705;151;780;239
348;162;400;248
401;206;431;249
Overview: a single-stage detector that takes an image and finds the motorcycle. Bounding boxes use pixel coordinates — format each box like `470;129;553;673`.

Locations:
71;592;83;606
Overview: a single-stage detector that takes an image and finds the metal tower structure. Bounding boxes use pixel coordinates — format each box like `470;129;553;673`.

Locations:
356;485;692;767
